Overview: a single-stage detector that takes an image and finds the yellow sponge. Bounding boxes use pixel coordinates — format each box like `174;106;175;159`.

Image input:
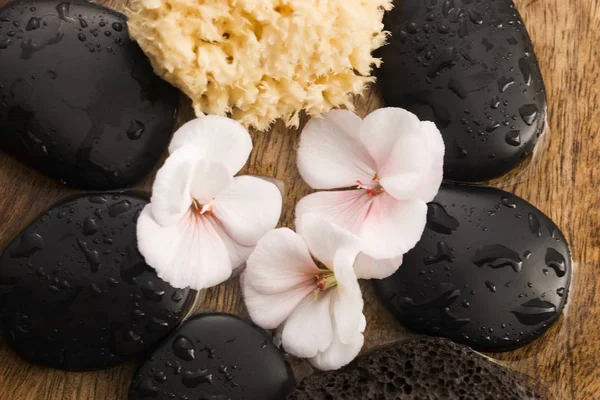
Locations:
127;0;392;131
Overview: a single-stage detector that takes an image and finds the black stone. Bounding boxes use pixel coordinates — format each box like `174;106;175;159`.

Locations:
129;313;296;400
376;0;547;182
0;193;194;370
373;183;571;352
0;0;179;189
287;338;543;399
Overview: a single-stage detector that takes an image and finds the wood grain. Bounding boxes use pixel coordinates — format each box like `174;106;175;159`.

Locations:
0;0;599;398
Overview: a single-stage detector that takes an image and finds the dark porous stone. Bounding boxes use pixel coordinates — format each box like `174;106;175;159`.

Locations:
287;338;542;400
376;0;547;182
374;183;571;352
129;313;296;400
0;0;178;189
0;193;193;371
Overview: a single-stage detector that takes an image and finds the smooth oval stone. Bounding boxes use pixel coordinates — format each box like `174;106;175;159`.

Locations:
373;183;571;352
288;338;542;399
0;0;178;189
0;193;193;370
129;313;296;400
376;0;547;182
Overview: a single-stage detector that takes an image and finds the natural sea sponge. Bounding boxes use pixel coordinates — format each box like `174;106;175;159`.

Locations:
127;0;392;131
287;338;543;399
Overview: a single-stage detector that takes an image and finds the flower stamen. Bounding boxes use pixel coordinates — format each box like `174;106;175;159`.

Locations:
314;270;337;298
356;173;384;197
192;198;214;216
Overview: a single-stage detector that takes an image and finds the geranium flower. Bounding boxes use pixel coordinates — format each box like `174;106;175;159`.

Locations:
137;116;283;290
296;108;444;279
242;214;365;371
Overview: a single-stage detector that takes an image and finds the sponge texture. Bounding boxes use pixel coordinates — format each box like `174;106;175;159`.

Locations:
127;0;392;130
287;338;542;399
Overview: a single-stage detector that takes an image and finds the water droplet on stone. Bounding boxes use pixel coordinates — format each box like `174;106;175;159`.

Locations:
182;368;213;388
500;196;516;208
490;96;500;109
427;203;460;234
89;195;107;204
519;58;532;86
172;290;184;303
127;120;145;140
485;281;497;293
77;238;101;272
56;2;75;23
173;336;195;361
498;77;515;92
10;233;44;257
142;280;165;301
519;104;539;125
556;287;565;297
25;17;40;31
505;130;521;146
528;213;542;237
511;298;557;325
473;244;523;272
406;22;419;34
108;200;131;217
428;46;458;78
77;33;86;42
423;241;455;265
545;248;567;277
112;22;123;32
468;9;483;24
0;38;11;50
148;317;169;332
82;217;99;235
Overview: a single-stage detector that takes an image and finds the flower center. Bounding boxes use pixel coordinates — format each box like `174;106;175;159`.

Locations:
314;270;337;298
192;198;214;216
356;173;384;197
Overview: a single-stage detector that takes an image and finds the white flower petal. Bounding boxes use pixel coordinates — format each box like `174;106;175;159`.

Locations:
248;176;286;198
297;214;361;270
377;132;428;201
296;190;373;238
242;276;314;330
149;145;202;226
282;292;334;358
189;161;233;205
137;206;232;290
331;247;363;344
210;218;253;270
213;176;283;246
359;194;427;259
353;252;403;280
411;121;445;203
245;228;320;295
168;116;253;175
310;314;366;371
359;108;421;171
298;110;376;189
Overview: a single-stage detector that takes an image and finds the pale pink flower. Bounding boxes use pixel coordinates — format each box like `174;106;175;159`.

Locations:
137;116;283;290
296;108;444;279
242;215;365;371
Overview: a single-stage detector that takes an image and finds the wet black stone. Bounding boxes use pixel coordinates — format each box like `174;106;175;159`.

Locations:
287;338;542;399
0;193;194;371
376;0;547;182
0;0;179;189
373;184;571;352
129;313;296;400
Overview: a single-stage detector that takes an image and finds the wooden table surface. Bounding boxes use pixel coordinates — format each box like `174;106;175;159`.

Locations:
0;0;599;398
